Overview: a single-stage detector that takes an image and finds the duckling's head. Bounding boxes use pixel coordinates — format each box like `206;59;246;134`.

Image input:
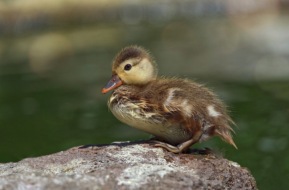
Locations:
102;46;158;93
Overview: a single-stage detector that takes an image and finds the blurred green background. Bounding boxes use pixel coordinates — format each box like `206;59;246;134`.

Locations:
1;0;289;189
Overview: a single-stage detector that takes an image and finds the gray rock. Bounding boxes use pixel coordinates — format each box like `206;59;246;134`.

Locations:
0;142;257;190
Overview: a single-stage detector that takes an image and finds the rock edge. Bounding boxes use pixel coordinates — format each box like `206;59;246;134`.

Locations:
0;141;257;190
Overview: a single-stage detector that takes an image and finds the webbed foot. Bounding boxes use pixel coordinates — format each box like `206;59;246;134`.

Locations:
149;131;203;153
149;140;184;153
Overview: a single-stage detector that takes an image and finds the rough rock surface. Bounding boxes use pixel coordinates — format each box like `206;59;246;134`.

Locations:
0;141;257;190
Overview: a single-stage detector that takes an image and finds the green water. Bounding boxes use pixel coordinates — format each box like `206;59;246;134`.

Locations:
1;62;289;189
1;21;289;189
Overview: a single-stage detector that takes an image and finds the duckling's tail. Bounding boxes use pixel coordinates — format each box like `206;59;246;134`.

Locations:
215;126;238;149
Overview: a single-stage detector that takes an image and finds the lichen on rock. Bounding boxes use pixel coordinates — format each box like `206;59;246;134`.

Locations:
0;141;257;190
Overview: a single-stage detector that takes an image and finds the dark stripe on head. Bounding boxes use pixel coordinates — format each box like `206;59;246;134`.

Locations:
113;46;152;70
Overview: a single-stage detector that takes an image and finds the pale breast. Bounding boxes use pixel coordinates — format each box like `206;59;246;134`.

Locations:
108;93;191;145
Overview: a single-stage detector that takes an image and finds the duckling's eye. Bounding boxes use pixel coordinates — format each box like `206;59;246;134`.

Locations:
124;64;132;71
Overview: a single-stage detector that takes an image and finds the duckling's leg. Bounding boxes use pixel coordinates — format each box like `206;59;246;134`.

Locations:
150;131;202;153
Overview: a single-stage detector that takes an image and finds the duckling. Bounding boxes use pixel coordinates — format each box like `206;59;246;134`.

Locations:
102;46;237;153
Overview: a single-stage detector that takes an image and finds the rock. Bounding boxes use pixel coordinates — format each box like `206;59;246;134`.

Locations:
0;141;257;190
